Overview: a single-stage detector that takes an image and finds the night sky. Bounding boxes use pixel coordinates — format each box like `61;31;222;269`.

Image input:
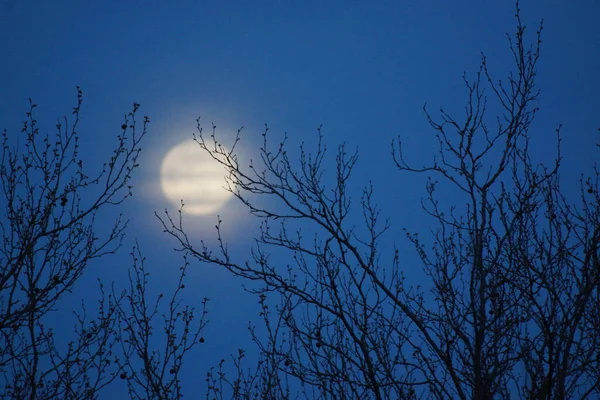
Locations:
1;1;599;397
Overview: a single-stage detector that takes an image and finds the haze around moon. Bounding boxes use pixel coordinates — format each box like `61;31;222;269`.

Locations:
160;140;233;215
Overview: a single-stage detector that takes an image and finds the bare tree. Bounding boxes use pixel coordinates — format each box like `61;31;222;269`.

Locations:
0;88;147;399
160;123;419;399
160;4;599;400
114;244;209;400
1;88;212;400
392;8;600;398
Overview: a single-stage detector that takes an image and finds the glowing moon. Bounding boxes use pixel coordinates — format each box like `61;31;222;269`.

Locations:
160;140;233;215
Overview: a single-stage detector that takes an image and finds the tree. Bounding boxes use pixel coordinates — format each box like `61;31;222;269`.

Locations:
0;89;207;399
160;4;600;399
2;4;597;400
114;244;209;400
0;87;144;398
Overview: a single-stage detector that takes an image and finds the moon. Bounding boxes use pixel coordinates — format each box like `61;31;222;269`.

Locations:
160;140;233;215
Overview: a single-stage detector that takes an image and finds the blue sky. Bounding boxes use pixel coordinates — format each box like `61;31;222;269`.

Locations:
1;1;599;397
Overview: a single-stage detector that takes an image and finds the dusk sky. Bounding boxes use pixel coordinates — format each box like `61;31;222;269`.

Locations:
1;1;599;397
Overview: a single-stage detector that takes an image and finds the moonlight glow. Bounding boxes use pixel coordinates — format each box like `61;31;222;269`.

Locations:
160;140;233;215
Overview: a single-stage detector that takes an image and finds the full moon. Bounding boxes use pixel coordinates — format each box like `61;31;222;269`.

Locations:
160;140;233;215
